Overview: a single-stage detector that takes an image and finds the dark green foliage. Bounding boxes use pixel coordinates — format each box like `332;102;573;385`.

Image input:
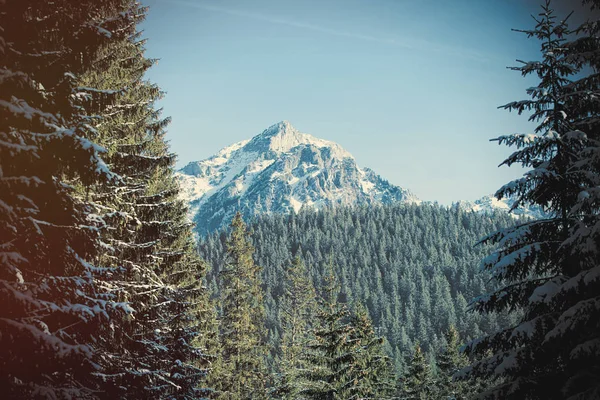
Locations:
464;1;600;399
0;0;132;398
561;8;600;398
295;265;398;400
214;213;268;399
73;1;214;397
347;304;396;399
300;266;357;399
0;0;215;397
273;256;318;398
399;343;433;400
436;326;472;399
200;203;519;373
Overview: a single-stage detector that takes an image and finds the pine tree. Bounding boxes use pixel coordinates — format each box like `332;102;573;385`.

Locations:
214;212;267;399
73;4;170;397
399;343;433;400
197;292;223;399
301;265;356;400
347;304;396;400
436;325;470;400
463;1;600;399
273;256;318;398
551;1;600;398
72;1;215;396
0;0;130;397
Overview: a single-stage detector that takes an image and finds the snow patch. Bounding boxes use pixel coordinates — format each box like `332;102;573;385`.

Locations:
289;197;303;213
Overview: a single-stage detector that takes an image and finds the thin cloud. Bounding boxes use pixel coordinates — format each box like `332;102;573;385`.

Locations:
166;0;495;63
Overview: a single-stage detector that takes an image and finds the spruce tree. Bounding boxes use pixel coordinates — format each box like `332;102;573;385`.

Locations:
71;1;215;397
301;266;356;400
273;256;318;398
399;343;433;400
464;1;600;399
553;1;600;398
215;212;267;399
0;0;129;397
436;325;470;400
197;292;223;399
347;304;396;400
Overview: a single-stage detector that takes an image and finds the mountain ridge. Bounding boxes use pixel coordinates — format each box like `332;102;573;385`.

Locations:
177;121;544;235
177;121;419;234
453;194;546;220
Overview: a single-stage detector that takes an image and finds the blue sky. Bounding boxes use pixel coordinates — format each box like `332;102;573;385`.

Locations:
140;0;587;204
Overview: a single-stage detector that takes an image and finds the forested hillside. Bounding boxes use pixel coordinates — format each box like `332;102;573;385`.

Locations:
2;0;599;398
199;203;521;372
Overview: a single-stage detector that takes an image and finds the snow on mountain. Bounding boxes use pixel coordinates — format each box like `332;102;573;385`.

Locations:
177;120;547;235
454;194;547;220
176;121;420;235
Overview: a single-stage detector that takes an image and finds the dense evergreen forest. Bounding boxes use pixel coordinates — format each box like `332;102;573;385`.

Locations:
1;0;600;399
200;204;521;374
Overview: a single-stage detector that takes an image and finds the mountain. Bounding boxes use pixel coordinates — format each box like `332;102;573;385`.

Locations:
454;194;547;220
177;121;546;235
176;121;420;235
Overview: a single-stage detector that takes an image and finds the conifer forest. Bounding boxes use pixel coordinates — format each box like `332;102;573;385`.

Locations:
1;0;600;399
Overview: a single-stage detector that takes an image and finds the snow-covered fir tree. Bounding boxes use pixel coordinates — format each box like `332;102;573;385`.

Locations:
463;1;600;399
558;0;600;398
75;1;215;397
1;1;216;398
0;0;131;397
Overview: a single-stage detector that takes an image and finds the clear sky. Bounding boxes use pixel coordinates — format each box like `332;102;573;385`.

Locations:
140;0;590;204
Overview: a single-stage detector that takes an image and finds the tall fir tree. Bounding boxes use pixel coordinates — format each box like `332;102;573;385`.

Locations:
214;212;267;399
196;290;223;399
551;0;600;398
464;1;600;399
347;304;396;400
72;1;215;397
435;325;471;400
0;0;131;397
301;265;356;400
273;256;318;399
399;343;433;400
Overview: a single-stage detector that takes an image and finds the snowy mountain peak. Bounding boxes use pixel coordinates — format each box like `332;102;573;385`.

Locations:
261;120;296;138
242;120;354;159
177;121;418;234
454;194;546;220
